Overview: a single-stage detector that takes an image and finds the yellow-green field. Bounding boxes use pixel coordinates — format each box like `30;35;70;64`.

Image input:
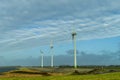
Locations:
0;72;120;80
0;67;120;80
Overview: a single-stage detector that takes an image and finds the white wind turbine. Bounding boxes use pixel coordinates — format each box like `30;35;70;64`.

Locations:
50;40;54;68
71;27;77;69
40;50;44;68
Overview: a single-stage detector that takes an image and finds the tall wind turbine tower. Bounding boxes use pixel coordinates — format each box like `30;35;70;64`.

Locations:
40;50;44;68
50;40;54;68
71;27;77;69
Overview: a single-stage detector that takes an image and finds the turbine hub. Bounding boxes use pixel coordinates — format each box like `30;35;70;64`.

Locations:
72;32;77;36
50;46;53;49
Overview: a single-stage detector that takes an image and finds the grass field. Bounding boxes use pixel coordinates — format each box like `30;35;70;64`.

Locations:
0;72;120;80
0;66;120;80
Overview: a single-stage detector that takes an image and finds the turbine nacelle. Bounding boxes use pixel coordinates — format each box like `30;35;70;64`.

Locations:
72;32;77;40
72;32;77;36
50;45;53;49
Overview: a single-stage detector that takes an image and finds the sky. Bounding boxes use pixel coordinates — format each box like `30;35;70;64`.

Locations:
0;0;120;66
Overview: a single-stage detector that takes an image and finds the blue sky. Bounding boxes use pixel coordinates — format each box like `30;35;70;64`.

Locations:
0;0;120;66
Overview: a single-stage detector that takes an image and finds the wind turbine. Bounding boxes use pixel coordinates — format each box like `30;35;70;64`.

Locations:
40;50;44;68
71;27;77;69
50;40;54;68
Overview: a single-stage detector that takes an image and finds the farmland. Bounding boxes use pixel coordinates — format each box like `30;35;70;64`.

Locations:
0;66;120;80
0;72;120;80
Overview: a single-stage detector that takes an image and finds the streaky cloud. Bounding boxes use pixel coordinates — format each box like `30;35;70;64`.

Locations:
0;0;120;52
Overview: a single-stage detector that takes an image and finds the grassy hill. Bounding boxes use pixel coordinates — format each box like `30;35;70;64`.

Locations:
0;66;120;80
0;72;120;80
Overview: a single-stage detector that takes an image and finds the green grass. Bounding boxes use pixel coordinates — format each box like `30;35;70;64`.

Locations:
0;72;120;80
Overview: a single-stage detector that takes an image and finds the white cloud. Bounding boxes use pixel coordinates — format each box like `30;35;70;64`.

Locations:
0;0;120;52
